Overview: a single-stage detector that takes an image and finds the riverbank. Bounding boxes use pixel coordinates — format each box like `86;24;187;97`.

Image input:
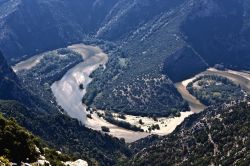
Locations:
12;54;45;72
13;44;250;143
49;44;194;142
12;44;194;142
175;82;206;113
175;68;250;114
51;44;108;123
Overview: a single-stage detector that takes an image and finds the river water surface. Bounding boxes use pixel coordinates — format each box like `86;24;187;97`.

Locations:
175;68;250;114
51;44;108;123
13;44;250;142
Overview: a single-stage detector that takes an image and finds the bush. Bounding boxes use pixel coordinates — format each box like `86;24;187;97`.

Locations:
153;115;158;122
0;114;41;164
104;117;144;132
118;113;126;120
79;84;84;90
101;126;110;132
0;156;10;165
87;114;92;119
139;119;144;125
151;124;160;130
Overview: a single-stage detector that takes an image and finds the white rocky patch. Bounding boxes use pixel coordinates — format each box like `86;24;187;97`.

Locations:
86;110;193;142
12;54;45;72
63;159;88;166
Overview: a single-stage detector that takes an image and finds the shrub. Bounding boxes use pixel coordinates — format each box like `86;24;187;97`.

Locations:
79;84;84;90
139;119;144;125
87;114;92;119
101;126;110;132
104;116;144;132
118;113;126;120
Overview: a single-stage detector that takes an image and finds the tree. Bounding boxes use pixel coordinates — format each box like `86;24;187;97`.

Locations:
87;114;92;119
139;119;144;125
118;113;126;120
101;126;110;132
79;84;84;90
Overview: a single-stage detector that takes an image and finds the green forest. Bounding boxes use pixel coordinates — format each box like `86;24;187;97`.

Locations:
187;75;246;105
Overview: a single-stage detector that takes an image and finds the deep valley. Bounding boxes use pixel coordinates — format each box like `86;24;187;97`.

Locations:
1;0;250;165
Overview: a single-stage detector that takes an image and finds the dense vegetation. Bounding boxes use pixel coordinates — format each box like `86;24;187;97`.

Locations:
0;114;72;165
0;114;41;164
17;48;83;85
187;75;246;105
104;116;144;132
0;100;131;165
84;50;189;116
130;101;250;165
1;49;131;165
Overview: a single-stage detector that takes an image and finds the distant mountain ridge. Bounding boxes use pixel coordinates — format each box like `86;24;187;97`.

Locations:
2;0;250;116
1;0;249;71
0;0;119;61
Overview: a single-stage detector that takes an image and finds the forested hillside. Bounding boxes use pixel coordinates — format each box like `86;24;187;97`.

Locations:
130;101;250;165
86;0;250;115
0;52;130;165
0;100;131;165
0;0;118;61
0;1;250;165
0;113;74;165
1;0;250;117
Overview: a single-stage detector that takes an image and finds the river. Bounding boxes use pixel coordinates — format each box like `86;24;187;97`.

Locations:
50;44;192;142
51;44;108;123
13;44;250;143
175;67;250;114
175;82;206;113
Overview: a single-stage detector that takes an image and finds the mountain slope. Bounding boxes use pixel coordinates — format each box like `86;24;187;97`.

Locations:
85;0;250;115
0;113;41;164
0;51;58;115
0;100;131;165
0;0;119;62
0;53;131;165
130;101;250;165
0;50;21;99
0;51;37;107
0;113;74;165
2;0;250;117
181;0;250;70
84;0;192;116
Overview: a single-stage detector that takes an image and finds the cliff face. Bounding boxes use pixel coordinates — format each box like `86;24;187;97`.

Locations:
0;51;57;114
0;51;22;100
